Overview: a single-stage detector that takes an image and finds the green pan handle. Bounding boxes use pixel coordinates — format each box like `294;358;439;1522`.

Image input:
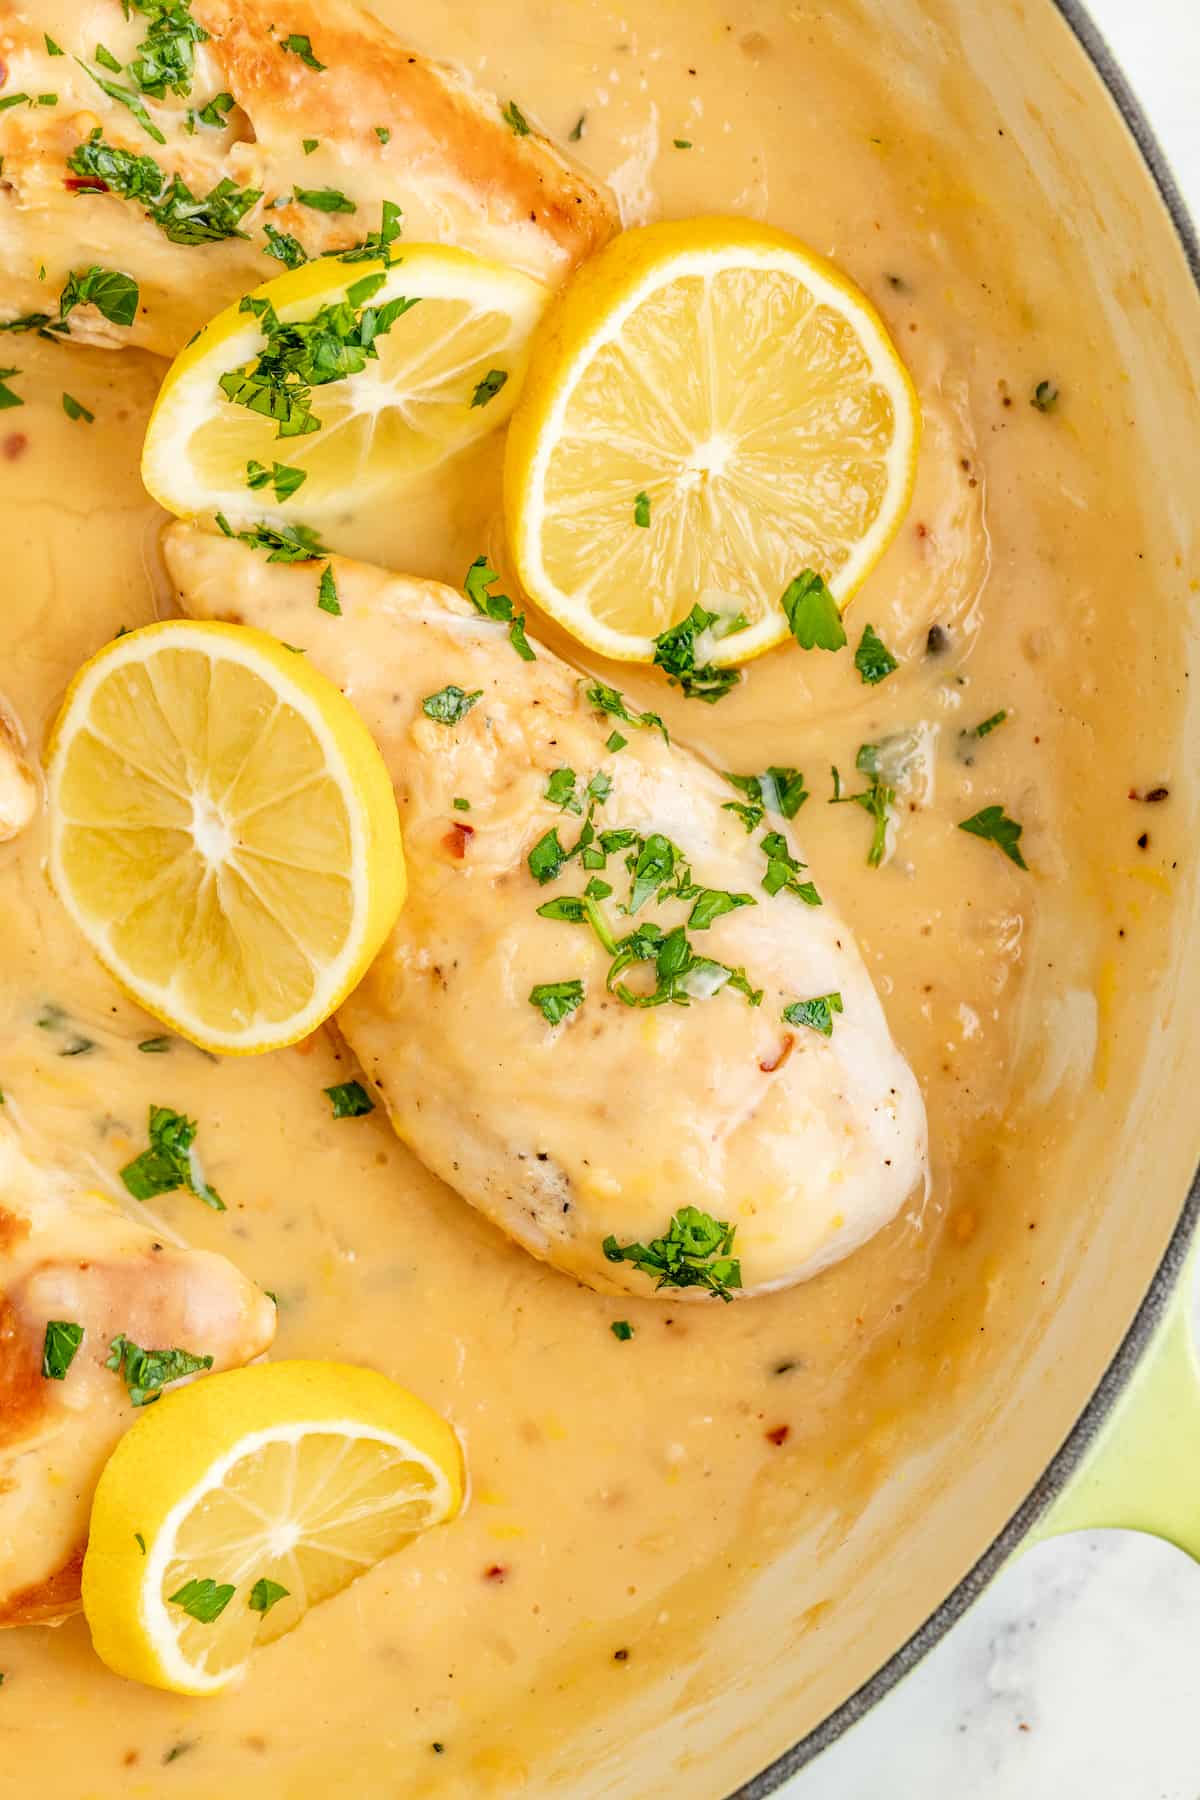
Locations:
1030;1241;1200;1559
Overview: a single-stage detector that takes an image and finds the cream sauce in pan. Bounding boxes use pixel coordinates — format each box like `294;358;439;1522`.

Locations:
0;0;1184;1791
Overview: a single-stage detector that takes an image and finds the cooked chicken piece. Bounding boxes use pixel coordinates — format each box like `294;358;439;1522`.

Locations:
165;523;928;1300
0;1116;275;1625
0;0;616;357
0;707;36;842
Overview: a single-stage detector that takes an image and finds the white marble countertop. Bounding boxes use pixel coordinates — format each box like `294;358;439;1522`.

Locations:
778;4;1200;1796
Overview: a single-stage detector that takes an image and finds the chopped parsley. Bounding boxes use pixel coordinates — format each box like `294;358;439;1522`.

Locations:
317;564;341;614
971;709;1008;739
453;797;471;812
1031;379;1059;413
605;730;627;753
628;832;677;912
249;1578;290;1615
324;1079;374;1118
603;1206;741;1301
722;767;807;830
45;34;64;55
537;768;610;822
302;137;319;154
336;199;404;264
545;768;583;814
652;605;741;703
263;223;307;268
502;100;531;135
0;368;23;411
634;490;651;528
192;90;234;129
138;1035;172;1052
233;519;329;563
219;283;419;441
529;979;585;1025
95;44;124;73
150;173;261;245
168;1577;234;1623
0;94;30;113
246;458;307;502
780;568;847;652
281;33;325;71
759;831;821;905
583;681;668;742
470;368;508;408
295;186;355;214
533;813;765;1011
463;557;535;661
62;392;94;423
830;749;893;867
125;0;209;100
673;137;692;149
528;828;569;885
782;992;844;1037
606;922;761;1010
854;623;898;685
76;61;167;144
68;131;261;245
610;1320;634;1341
570;114;586;141
687;887;755;930
958;804;1028;869
68;131;162;200
59;264;140;329
41;1320;84;1381
422;685;483;725
119;1104;225;1212
374;125;391;145
106;1335;213;1407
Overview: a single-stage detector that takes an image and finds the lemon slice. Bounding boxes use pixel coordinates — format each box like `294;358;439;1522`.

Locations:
142;246;549;526
45;619;405;1054
504;216;920;665
81;1361;464;1695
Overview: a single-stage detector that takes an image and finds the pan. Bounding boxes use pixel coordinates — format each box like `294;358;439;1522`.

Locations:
733;2;1200;1789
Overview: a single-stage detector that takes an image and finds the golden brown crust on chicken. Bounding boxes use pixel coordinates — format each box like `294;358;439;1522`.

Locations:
0;0;617;356
0;1547;84;1628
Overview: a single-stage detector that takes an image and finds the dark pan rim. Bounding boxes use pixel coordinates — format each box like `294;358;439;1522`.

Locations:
730;2;1200;1793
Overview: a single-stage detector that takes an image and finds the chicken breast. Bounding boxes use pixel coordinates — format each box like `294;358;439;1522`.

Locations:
0;0;616;357
164;522;928;1300
0;1115;276;1625
0;704;36;844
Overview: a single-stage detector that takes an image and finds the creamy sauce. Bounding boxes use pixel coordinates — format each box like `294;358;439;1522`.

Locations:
0;0;1186;1792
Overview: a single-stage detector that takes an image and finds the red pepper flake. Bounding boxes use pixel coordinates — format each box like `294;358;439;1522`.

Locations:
441;821;475;859
65;176;108;193
483;1563;508;1583
765;1424;790;1447
3;432;27;460
759;1033;794;1074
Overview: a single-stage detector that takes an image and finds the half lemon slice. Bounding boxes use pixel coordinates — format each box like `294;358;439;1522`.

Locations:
505;216;920;665
82;1361;464;1695
46;618;405;1053
142;245;549;526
